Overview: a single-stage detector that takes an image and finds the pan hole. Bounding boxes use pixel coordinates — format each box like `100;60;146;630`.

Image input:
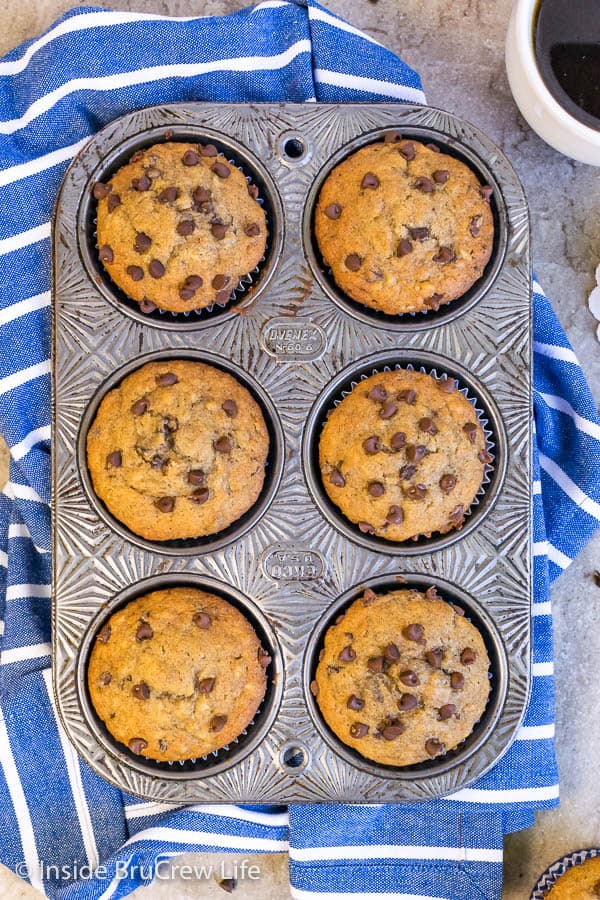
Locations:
280;742;309;773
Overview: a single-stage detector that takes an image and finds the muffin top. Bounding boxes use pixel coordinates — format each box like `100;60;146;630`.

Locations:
86;360;270;542
88;588;270;762
95;141;267;313
314;137;494;315
546;855;600;898
314;587;491;767
318;369;492;542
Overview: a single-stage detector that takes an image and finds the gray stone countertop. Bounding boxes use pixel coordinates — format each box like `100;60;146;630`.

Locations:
0;0;598;897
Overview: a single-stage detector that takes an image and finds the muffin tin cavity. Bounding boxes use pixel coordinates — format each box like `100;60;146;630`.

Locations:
77;125;284;331
77;574;283;780
304;126;507;332
304;573;507;781
77;349;285;557
302;350;507;555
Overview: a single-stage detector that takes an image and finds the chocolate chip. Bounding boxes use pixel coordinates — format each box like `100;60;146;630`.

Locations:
438;704;456;721
329;468;345;487
132;682;150;700
407;228;430;245
368;384;387;401
126;264;144;282
248;183;259;200
350;722;369;738
426;143;441;153
130;150;144;163
478;450;494;464
363;436;381;454
480;185;494;201
438;377;456;393
107;193;121;212
188;469;207;485
390;431;406;450
398;389;417;405
159;186;179;203
193;612;211;629
406;444;426;463
400;669;419;686
93;182;112;200
128;738;148;755
362;588;378;605
98;245;114;263
397;238;413;257
98;625;111;644
107;450;122;468
244;223;260;237
450;603;465;616
386;504;404;524
324;203;342;219
197;676;216;694
210;715;227;732
149;259;165;279
132;175;152;191
403;623;424;642
399;464;416;480
310;679;319;697
179;287;195;301
358;521;376;534
347;694;364;711
424;293;444;311
469;215;483;237
214;436;232;453
426;648;443;668
361;172;379;189
367;656;385;674
134;232;152;252
385;642;400;661
432;169;450;184
379;400;398;419
199;143;218;157
218;878;237;894
425;738;444;757
384;130;402;143
140;298;157;314
399;141;416;160
450;672;465;690
211;223;228;240
368;481;384;497
440;474;457;494
339;646;356;662
258;649;271;668
406;484;427;500
382;721;405;740
155;372;178;386
212;274;230;290
433;246;456;264
177;219;196;236
158;739;168;751
463;422;478;442
99;671;112;685
136;621;153;641
155;496;175;513
414;176;434;193
131;398;148;415
189;488;209;504
419;416;438;435
345;253;361;271
211;162;230;178
397;693;418;711
182;149;200;166
216;289;232;304
461;648;477;665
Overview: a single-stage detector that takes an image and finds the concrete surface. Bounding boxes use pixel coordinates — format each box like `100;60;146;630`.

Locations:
0;0;599;897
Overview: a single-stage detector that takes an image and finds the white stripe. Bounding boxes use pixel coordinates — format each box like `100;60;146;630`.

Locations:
292;892;447;900
2;481;45;504
533;479;542;495
539;451;600;521
5;583;51;600
448;784;559;803
538;391;600;441
0;360;50;398
42;669;99;870
0;42;312;135
532;600;552;617
0;140;88;189
308;8;384;48
251;0;289;9
532;279;544;294
0;620;4;636
0;716;43;890
533;540;548;556
314;69;426;103
124;802;289;827
122;826;288;852
533;341;579;366
516;723;555;741
532;661;554;676
546;543;572;570
1;642;51;665
0;293;50;327
7;523;48;554
0;550;7;568
289;845;502;864
0;222;50;256
10;425;51;461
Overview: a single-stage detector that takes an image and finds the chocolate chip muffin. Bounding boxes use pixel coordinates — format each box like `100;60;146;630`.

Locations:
545;856;600;898
313;586;490;766
314;135;494;315
88;587;270;761
94;142;267;313
319;369;491;542
86;360;270;541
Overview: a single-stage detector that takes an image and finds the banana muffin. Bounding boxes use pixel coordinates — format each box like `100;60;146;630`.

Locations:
314;136;494;315
94;141;266;313
546;855;600;898
88;587;270;761
86;359;270;541
313;586;490;766
318;368;491;542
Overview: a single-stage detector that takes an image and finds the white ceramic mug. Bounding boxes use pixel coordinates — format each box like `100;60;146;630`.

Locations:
505;0;600;166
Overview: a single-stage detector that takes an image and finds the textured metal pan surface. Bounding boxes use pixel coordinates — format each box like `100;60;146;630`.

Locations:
52;102;532;804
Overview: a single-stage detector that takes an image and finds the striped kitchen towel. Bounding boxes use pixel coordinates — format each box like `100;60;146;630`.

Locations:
0;2;598;898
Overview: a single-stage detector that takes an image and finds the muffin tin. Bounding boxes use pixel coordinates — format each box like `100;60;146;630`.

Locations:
52;102;532;803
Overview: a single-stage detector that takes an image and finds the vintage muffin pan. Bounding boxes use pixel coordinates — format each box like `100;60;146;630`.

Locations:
52;102;532;803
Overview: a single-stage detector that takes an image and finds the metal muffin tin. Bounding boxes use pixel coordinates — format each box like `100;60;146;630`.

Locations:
52;102;532;804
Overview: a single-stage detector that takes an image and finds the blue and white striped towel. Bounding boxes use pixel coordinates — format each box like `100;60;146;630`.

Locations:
0;2;598;898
